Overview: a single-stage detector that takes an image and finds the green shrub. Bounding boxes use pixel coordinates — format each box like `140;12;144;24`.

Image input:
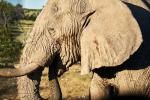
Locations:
24;9;41;20
0;28;22;65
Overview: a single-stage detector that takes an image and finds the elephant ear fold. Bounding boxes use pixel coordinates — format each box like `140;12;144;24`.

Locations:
80;10;96;29
80;13;143;75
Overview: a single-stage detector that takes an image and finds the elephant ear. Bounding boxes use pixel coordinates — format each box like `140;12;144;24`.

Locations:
80;3;143;75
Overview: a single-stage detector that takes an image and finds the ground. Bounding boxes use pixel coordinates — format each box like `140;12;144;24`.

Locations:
0;77;17;100
0;64;92;100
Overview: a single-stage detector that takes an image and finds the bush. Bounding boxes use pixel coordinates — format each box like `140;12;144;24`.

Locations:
0;1;24;66
0;1;24;28
24;9;41;20
0;28;22;65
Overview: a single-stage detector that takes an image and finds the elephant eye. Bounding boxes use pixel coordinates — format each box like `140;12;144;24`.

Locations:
51;3;58;13
48;27;55;34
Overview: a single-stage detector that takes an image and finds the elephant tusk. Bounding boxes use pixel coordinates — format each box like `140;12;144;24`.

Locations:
0;63;40;77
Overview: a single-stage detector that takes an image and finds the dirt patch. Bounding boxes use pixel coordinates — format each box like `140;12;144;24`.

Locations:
40;64;92;99
0;78;17;100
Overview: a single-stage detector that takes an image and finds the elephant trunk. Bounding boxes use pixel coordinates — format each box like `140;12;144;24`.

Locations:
48;65;62;100
0;63;40;77
0;28;60;79
0;37;60;77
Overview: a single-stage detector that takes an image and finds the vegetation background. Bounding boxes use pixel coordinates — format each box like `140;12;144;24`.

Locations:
0;0;92;99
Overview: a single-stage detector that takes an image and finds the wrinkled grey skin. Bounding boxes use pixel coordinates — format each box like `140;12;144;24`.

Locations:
90;0;150;100
0;0;150;100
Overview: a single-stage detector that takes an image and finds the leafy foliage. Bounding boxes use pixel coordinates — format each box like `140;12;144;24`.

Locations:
0;1;23;65
24;9;41;20
0;28;22;65
0;1;24;28
0;1;40;65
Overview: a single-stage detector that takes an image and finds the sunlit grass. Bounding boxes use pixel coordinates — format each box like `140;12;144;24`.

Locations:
19;20;34;25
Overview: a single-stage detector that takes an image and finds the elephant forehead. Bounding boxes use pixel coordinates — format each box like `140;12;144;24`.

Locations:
57;0;91;13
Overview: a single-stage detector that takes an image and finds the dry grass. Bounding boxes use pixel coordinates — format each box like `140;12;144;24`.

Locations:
0;77;17;100
40;64;92;99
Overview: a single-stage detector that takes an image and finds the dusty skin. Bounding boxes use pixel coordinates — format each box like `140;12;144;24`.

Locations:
0;0;150;100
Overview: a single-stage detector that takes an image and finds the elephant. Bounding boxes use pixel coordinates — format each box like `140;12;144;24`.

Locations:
89;0;150;100
0;0;149;100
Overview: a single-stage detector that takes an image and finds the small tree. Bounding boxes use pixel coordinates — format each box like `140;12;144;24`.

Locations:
13;4;24;20
0;0;14;28
0;1;23;66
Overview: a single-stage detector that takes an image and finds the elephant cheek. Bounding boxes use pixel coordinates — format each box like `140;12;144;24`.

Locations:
20;37;60;68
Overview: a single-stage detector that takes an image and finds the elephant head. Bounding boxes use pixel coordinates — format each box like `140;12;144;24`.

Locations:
0;0;142;78
0;0;143;99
